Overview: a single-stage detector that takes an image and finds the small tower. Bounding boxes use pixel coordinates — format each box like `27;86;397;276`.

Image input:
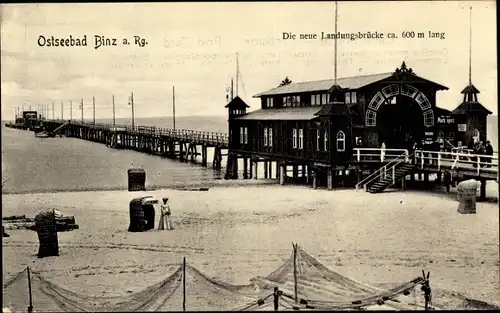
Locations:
314;84;353;163
225;96;250;120
451;6;492;148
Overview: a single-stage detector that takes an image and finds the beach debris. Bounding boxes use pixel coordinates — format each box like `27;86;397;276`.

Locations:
2;226;10;238
2;213;79;232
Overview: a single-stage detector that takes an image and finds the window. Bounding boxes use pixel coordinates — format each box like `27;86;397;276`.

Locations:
268;128;273;147
244;127;248;144
351;91;357;103
336;131;345;152
423;109;434;127
322;94;327;104
316;129;321;151
345;92;351;104
292;128;297;149
324;131;328;151
311;94;316;106
316;94;321;105
266;98;274;108
263;128;268;146
283;95;300;107
240;127;244;144
298;129;304;149
366;110;377;127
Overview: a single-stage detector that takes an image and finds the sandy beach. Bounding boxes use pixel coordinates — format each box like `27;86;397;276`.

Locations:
3;183;499;309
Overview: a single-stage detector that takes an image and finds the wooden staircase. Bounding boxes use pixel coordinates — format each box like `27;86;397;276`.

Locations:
366;163;415;193
355;152;414;194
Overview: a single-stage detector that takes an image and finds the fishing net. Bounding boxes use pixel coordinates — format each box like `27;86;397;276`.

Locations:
3;245;427;312
2;263;263;312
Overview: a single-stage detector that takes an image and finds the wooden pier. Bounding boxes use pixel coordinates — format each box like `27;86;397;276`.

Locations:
6;119;229;170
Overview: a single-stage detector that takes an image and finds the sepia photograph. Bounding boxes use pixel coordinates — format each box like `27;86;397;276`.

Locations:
1;1;498;311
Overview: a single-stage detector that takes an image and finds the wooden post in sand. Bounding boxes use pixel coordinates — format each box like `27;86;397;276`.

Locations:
183;257;186;311
293;243;298;304
27;267;33;313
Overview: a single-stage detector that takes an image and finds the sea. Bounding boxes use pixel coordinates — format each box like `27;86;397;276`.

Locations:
1;115;498;194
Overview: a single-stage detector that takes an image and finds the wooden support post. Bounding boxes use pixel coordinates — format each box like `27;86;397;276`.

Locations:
201;145;207;166
436;172;442;184
479;179;486;201
179;142;184;161
249;160;253;179
312;169;317;189
264;161;268;179
183;257;186;311
275;162;279;180
268;161;273;179
254;160;258;179
280;164;285;185
327;169;333;190
424;172;429;184
302;165;306;181
292;165;298;180
401;175;406;191
243;158;248;179
27;267;33;313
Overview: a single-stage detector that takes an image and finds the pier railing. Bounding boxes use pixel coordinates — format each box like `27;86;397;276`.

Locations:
45;119;229;147
415;150;498;176
353;148;409;163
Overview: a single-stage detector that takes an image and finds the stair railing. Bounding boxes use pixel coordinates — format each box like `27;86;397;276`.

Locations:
355;151;414;191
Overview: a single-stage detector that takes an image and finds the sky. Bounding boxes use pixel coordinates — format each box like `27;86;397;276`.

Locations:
0;1;497;120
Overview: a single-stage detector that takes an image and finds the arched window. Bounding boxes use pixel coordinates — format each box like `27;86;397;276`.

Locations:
472;129;480;143
324;131;328;151
336;131;346;152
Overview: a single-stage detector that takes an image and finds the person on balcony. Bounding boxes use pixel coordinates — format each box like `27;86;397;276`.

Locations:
380;141;386;162
485;141;494;168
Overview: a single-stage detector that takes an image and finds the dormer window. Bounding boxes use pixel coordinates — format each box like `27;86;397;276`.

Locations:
266;98;274;108
345;91;357;104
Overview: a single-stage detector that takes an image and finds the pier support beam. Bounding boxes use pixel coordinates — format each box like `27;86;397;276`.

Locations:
279;164;285;185
243;157;248;179
268;161;273;179
401;175;406;191
327;169;333;191
312;169;317;189
264;161;268;179
479;179;487;201
254;160;258;180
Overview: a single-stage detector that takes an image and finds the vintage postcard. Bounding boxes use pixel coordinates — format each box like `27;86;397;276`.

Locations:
1;1;498;312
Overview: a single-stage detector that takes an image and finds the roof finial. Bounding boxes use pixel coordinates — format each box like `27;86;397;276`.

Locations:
468;6;472;85
334;1;338;85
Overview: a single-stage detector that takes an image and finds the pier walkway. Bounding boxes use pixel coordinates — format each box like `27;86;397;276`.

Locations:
6;119;229;169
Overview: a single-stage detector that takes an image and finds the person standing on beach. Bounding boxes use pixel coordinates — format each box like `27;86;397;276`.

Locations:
158;197;172;230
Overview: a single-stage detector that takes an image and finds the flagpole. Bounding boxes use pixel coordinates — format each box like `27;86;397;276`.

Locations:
52;101;55;119
112;94;116;127
235;53;239;97
80;98;84;123
93;96;96;124
61;101;64;120
334;1;338;84
130;92;135;128
70;100;73;121
172;86;176;130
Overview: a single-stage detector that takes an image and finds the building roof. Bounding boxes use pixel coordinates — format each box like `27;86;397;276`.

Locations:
461;84;480;94
224;96;250;108
253;72;393;97
434;106;452;115
451;101;492;115
233;107;321;121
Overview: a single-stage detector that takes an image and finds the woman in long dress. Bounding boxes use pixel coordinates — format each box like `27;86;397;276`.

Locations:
158;197;172;230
